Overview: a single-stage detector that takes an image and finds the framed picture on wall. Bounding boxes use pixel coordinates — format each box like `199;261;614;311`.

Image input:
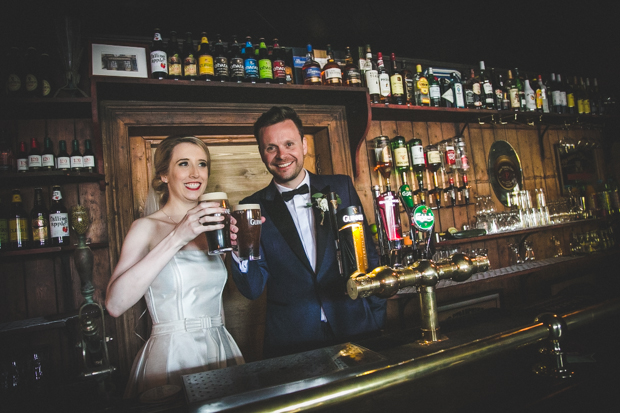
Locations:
91;43;148;78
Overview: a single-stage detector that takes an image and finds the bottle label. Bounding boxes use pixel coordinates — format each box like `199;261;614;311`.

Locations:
7;74;21;92
584;99;591;114
560;91;568;107
416;77;429;95
12;194;22;203
26;74;38;92
379;73;391;97
430;84;441;99
526;91;536;110
168;54;182;76
229;58;245;78
198;55;214;76
57;156;70;169
404;78;414;100
427;150;441;164
444;146;456;165
510;89;520;108
325;67;342;81
304;66;321;82
17;158;28;171
83;155;95;168
52;190;63;201
259;59;273;79
214;57;229;77
483;82;493;95
28;155;42;168
441;87;454;103
461;154;469;170
50;213;70;238
390;74;404;95
393;147;408;168
244;58;258;79
32;216;49;242
365;70;380;94
151;50;168;74
551;90;561;106
345;69;362;84
183;56;197;77
9;218;29;243
70;156;83;168
472;83;481;95
410;145;425;166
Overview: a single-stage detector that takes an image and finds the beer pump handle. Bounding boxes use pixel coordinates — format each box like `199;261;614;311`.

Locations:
327;192;344;276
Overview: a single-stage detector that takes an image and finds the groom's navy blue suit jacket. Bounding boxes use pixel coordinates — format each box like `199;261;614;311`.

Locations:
231;172;386;358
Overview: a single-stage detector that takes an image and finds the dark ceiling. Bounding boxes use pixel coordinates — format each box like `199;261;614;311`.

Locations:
4;1;618;91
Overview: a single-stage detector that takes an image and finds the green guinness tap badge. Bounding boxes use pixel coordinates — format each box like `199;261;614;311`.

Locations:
413;205;434;231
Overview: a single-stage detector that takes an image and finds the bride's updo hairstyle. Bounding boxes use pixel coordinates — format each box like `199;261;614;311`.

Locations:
151;135;211;207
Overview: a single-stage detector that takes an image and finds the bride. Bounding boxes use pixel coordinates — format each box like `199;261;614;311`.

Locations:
105;135;244;399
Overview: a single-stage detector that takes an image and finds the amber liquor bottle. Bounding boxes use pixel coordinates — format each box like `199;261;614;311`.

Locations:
322;44;342;86
343;46;362;87
302;44;322;85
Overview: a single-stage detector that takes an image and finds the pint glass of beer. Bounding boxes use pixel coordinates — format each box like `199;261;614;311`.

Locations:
232;204;262;261
199;192;233;255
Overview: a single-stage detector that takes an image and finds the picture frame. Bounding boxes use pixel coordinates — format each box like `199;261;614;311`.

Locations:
91;43;148;78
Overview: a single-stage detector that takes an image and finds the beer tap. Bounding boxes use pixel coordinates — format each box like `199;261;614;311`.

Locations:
347;253;490;343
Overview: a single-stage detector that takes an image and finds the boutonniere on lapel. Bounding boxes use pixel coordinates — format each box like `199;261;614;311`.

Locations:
306;192;341;225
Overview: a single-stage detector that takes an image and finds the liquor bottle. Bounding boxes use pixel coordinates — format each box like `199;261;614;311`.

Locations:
407;138;426;194
558;74;568;113
30;187;50;248
39;52;52;98
479;61;494;109
447;176;457;207
428;67;441;107
257;38;273;84
440;78;454;108
390;135;408;184
425;144;443;208
167;31;182;80
591;78;602;115
357;46;367;87
42;134;54;170
514;68;526;111
388;54;404;105
400;61;414;104
83;139;96;173
414;65;430;106
302;44;322;85
576;76;586;114
23;47;40;96
213;34;229;82
321;44;342;86
363;45;380;103
376;52;391;103
537;75;551;113
491;69;503;110
501;71;511;111
550;73;562;114
465;68;481;109
343;46;362;87
150;29;168;79
565;75;575;114
373;136;393;190
243;37;258;83
523;77;536;111
227;36;244;83
442;138;456;172
56;140;70;170
17;141;28;172
5;46;23;96
197;33;214;81
271;39;286;84
0;195;9;251
28;137;42;171
70;138;83;171
0;134;15;173
507;70;520;111
182;32;198;81
49;185;70;246
451;72;465;108
9;189;29;249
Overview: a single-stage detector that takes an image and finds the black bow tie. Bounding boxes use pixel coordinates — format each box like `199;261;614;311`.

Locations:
281;184;310;202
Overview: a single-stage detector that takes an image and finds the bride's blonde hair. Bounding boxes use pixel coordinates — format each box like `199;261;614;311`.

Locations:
151;135;211;207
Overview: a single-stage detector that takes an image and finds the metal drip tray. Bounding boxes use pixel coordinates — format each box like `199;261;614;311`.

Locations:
183;343;386;412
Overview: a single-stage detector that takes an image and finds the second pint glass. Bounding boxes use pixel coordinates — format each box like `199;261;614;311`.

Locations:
232;204;262;261
199;192;233;255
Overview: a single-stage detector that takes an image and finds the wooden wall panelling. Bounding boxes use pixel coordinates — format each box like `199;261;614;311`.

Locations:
481;125;500;210
23;256;58;318
542;128;561;200
0;261;27;322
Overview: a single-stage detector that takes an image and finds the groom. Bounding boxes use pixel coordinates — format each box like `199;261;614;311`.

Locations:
231;106;386;359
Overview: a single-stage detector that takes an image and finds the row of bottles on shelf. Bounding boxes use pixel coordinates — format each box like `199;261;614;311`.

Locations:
145;28;615;116
150;29;294;84
0;131;96;174
570;228;616;255
372;134;471;210
3;46;55;98
0;186;71;251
